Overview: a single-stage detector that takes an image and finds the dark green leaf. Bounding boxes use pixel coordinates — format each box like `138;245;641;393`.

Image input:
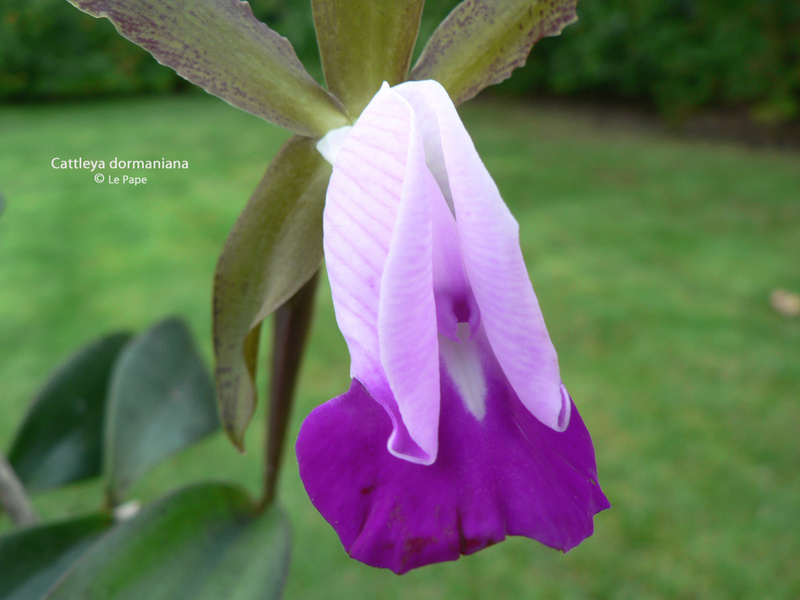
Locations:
66;0;348;136
46;483;291;600
213;135;330;450
0;515;111;600
410;0;579;105
312;0;425;115
104;319;219;504
8;333;132;492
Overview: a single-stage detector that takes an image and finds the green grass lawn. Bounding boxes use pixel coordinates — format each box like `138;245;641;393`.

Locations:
1;93;799;599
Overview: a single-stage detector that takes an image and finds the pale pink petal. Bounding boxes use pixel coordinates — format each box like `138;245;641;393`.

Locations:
323;84;439;462
395;80;568;431
323;84;407;385
377;105;441;464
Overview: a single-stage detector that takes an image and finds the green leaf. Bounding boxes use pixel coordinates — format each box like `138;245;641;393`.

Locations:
410;0;579;105
105;319;219;504
46;484;291;600
213;135;331;450
312;0;425;115
8;333;132;493
66;0;349;137
0;515;111;600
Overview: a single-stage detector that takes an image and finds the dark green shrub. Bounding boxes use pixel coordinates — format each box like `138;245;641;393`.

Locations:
512;0;800;122
0;0;288;101
3;0;799;124
0;0;180;100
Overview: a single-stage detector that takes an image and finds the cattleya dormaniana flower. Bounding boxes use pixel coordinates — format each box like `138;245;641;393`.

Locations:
296;80;610;573
64;0;605;578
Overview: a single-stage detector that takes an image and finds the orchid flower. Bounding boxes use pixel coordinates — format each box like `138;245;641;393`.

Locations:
297;80;609;573
65;0;604;575
65;0;583;445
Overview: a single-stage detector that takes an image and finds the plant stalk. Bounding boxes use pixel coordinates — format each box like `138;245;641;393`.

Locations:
258;271;320;511
0;451;39;526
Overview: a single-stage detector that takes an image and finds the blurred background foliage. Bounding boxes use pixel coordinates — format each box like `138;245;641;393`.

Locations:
2;0;799;125
2;92;798;599
2;1;799;597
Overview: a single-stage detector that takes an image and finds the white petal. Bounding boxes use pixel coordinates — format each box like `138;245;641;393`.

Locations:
317;125;354;165
438;324;487;420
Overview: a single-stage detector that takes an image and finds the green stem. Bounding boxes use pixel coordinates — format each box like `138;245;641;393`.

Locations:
0;451;39;526
258;271;320;511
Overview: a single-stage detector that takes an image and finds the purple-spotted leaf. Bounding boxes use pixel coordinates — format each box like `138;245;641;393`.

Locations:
0;515;111;600
66;0;348;136
45;484;291;600
410;0;579;105
312;0;425;115
214;136;331;450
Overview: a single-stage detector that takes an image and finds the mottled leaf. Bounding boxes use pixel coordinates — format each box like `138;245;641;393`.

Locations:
0;515;111;600
67;0;349;136
104;319;219;505
410;0;578;105
46;484;291;600
312;0;425;115
213;135;330;450
8;333;132;493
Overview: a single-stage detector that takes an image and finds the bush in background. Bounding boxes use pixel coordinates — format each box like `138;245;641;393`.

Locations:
509;0;800;123
2;0;799;124
1;0;180;100
0;0;297;101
